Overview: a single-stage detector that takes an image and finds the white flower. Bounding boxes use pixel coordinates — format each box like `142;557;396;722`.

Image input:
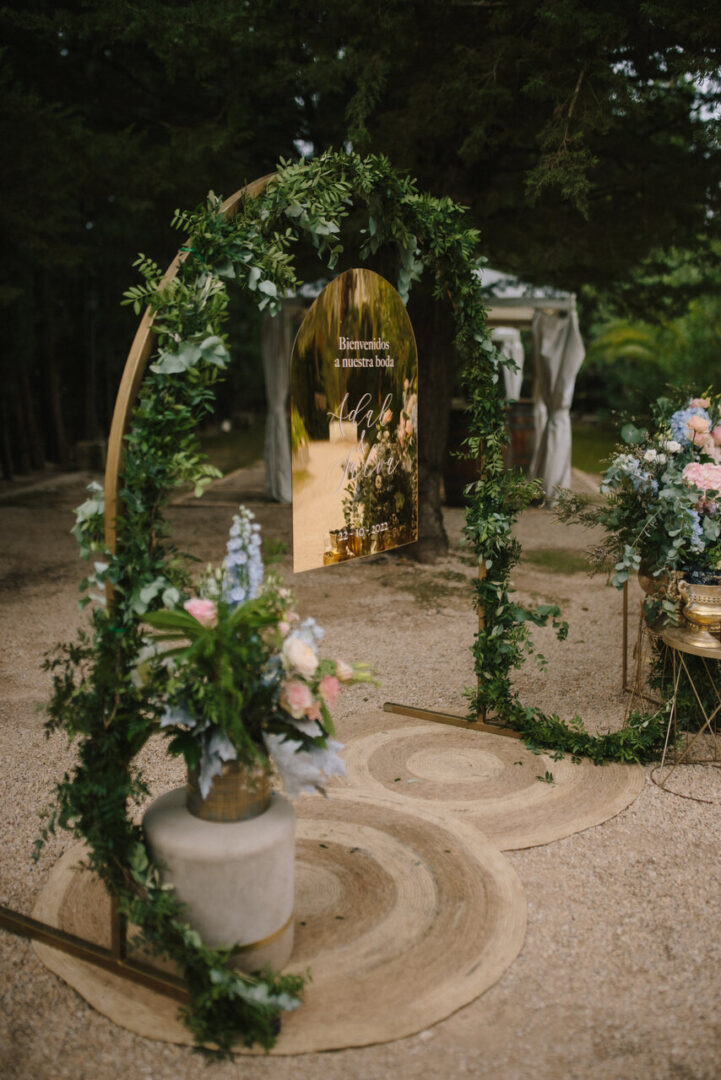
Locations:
288;717;324;738
643;449;658;462
656;453;667;465
263;734;346;799
664;440;682;454
282;634;319;678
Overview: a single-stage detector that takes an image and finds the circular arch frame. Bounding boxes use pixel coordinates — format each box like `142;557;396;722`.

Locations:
104;174;275;554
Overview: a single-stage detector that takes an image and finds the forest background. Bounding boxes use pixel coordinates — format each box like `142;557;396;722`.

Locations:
3;0;721;519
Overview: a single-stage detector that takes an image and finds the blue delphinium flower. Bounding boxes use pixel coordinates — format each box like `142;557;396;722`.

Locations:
222;506;264;608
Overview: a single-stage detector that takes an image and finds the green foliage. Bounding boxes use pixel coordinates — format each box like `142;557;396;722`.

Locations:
577;263;721;420
510;707;670;766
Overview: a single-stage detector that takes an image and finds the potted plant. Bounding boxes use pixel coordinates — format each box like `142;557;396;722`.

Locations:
141;505;371;970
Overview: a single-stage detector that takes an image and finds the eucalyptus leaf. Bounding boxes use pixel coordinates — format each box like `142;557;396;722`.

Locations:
215;258;236;280
621;422;646;445
151;342;202;374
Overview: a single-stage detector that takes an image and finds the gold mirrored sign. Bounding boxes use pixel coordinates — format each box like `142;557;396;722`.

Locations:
291;268;418;573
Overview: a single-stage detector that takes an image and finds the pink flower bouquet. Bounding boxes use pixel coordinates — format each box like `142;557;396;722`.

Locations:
143;506;372;798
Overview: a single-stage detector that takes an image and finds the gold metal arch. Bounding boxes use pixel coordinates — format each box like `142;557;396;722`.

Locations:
103;173;275;555
104;173;507;734
0;165;519;998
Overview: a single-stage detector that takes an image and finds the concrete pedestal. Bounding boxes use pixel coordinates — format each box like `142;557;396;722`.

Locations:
143;788;295;972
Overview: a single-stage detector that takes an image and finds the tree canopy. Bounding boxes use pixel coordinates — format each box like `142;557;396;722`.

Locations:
2;0;720;475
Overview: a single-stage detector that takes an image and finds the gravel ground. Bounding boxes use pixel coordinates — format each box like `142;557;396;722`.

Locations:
1;467;721;1080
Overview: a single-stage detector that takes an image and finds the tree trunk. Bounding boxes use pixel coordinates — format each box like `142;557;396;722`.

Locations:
9;381;32;474
39;269;70;468
406;290;458;562
0;393;14;480
16;268;46;469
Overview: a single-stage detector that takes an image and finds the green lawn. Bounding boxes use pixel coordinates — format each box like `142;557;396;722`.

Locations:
522;547;591;574
199;415;617;480
571;421;619;475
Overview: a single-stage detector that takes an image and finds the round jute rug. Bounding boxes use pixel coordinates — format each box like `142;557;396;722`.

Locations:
33;796;526;1054
338;722;646;850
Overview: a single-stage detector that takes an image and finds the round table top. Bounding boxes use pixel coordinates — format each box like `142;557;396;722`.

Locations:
661;625;721;659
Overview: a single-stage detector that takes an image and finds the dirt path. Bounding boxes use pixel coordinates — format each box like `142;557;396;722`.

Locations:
1;469;720;1080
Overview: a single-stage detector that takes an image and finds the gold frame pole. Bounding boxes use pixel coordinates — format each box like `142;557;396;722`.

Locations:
104;173;275;558
383;562;521;739
1;174;277;999
0;904;189;1002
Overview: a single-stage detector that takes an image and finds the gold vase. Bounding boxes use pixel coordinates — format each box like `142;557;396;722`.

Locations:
187;760;271;822
637;564;668;596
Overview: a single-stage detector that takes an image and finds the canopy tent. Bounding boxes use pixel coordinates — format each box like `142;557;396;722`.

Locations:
260;283;323;504
479;269;585;502
261;270;584;505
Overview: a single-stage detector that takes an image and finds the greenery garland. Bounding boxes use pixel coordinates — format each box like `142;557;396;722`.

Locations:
40;149;665;1058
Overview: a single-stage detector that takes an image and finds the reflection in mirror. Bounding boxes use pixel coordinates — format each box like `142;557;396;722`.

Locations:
291;269;418;572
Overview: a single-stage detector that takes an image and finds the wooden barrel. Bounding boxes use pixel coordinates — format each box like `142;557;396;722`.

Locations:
506;398;535;473
443;400;479;506
443;398;535;506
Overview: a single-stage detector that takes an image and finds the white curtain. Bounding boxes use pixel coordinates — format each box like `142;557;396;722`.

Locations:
529;309;585;502
261;311;292;503
491;326;525;400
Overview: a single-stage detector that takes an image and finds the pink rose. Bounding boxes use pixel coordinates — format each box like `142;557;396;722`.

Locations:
278;620;291;637
304;699;322;722
335;659;354;681
183;597;217;627
712;426;721;446
319;674;341;709
690;398;711;408
282;635;318;678
281;679;314;718
687;415;711;444
382;409;393;426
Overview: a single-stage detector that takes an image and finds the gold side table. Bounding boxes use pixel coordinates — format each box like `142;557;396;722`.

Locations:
622;582;663;714
652;627;721;800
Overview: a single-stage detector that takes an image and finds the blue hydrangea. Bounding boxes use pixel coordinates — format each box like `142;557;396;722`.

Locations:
296;615;324;646
670;406;711;447
222;506;264;608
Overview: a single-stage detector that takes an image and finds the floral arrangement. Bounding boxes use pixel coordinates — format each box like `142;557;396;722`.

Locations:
558;393;721;616
143;506;370;799
343;376;418;541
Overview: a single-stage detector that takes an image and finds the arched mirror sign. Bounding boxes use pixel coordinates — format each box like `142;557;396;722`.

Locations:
290;268;418;572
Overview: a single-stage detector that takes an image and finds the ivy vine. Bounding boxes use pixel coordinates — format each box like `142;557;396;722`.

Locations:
41;149;665;1059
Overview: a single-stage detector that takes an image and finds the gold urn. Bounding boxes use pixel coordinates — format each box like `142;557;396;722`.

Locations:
676;578;721;654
